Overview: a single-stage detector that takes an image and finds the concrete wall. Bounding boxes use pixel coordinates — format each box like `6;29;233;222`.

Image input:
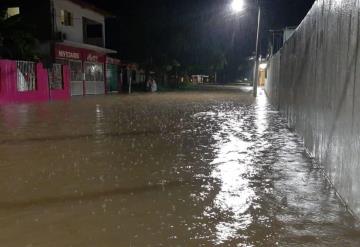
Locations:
52;0;105;44
265;52;280;107
283;28;295;44
0;61;50;103
265;0;360;217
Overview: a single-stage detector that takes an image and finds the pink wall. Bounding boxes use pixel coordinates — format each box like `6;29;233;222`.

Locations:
0;60;70;104
0;60;17;104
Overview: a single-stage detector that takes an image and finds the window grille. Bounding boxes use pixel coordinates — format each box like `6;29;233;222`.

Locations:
84;62;104;82
17;61;36;92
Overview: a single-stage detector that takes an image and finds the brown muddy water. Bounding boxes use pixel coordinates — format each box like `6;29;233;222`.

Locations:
0;86;359;247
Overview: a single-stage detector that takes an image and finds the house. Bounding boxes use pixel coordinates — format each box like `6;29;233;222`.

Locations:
121;62;146;92
268;26;297;56
191;75;209;84
1;0;117;96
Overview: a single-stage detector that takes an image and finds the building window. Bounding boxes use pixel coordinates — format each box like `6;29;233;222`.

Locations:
16;61;36;92
84;62;104;82
69;61;83;81
56;59;83;82
5;7;20;19
60;10;73;26
83;17;104;47
48;64;63;90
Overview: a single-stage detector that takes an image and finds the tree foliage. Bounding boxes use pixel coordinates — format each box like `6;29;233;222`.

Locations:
0;9;38;60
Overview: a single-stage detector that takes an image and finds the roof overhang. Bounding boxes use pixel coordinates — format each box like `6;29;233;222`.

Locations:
57;40;117;54
68;0;112;17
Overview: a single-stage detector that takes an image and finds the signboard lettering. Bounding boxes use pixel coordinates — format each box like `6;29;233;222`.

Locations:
57;50;81;60
87;54;99;62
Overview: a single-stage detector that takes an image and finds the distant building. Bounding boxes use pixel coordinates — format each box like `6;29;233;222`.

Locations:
120;62;146;92
268;26;297;56
191;75;209;84
283;27;296;44
1;0;117;96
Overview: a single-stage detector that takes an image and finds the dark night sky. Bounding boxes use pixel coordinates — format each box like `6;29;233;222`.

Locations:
88;0;315;73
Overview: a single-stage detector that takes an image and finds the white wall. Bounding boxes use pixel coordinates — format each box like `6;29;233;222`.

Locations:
283;28;295;44
52;0;105;45
266;0;360;218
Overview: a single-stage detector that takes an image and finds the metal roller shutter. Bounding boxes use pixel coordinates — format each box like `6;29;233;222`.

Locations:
71;81;84;96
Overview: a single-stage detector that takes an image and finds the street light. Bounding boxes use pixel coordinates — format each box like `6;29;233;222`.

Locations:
259;62;267;70
231;0;261;97
231;0;245;13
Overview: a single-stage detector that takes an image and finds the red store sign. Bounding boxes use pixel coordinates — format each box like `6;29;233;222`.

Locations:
57;50;80;60
55;44;106;63
86;54;99;62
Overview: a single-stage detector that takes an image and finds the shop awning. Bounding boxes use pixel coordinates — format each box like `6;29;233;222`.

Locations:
57;41;117;55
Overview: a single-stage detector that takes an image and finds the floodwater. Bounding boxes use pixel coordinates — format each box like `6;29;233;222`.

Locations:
0;85;359;247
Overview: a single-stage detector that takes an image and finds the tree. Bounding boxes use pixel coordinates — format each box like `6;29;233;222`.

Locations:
0;9;38;60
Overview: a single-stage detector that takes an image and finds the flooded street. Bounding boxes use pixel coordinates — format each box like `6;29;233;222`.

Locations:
0;85;359;246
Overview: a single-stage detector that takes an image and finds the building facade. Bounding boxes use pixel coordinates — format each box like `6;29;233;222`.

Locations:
2;0;118;96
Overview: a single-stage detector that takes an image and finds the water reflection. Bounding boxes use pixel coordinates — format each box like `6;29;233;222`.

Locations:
203;92;270;244
0;104;31;130
95;104;105;137
210;118;255;244
255;91;268;134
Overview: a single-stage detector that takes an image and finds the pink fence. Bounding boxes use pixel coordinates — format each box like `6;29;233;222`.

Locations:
0;59;70;104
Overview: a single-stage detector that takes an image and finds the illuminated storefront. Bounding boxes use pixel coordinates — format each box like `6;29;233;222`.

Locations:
54;43;109;96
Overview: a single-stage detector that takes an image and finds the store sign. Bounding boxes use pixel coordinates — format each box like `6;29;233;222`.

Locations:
57;50;81;60
55;44;105;63
86;54;99;62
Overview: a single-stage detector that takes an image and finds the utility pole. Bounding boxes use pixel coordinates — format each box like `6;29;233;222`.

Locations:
128;71;132;94
253;1;261;97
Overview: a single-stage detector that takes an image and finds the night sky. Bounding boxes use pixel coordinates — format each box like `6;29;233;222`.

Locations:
89;0;315;75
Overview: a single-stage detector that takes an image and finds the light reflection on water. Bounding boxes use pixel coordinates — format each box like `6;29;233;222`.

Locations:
201;92;270;244
211;122;255;244
95;104;105;136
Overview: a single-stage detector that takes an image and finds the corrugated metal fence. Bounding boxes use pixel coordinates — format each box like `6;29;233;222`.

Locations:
265;0;360;217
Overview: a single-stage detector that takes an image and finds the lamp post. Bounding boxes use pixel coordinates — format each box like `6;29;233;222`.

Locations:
253;2;261;97
231;0;261;97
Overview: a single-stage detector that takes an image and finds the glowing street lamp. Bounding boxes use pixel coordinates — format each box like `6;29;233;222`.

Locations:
259;62;267;70
231;0;245;13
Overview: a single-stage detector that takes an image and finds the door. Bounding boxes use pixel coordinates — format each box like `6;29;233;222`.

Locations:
84;62;105;95
106;64;119;92
69;60;84;96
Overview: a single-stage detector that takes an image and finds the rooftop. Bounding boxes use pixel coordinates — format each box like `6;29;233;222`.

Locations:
67;0;112;17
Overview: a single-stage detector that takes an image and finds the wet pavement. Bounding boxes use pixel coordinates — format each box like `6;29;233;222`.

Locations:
0;85;359;246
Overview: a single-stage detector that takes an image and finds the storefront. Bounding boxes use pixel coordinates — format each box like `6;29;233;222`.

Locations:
106;57;122;92
54;43;108;96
